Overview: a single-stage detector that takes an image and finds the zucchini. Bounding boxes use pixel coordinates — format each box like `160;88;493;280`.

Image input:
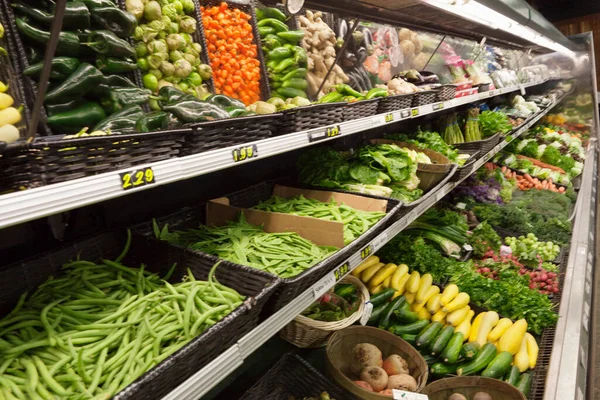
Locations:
456;343;498;376
460;342;481;360
378;296;406;330
393;308;419;324
389;319;429;336
370;288;395;307
401;333;417;344
423;355;439;367
415;321;443;349
516;372;532;397
440;332;464;364
430;325;455;356
367;303;388;326
334;284;356;298
505;365;521;386
431;362;457;377
481;351;513;378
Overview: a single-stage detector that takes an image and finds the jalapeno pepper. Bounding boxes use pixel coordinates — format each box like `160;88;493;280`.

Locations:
256;7;287;22
95;57;138;74
163;100;230;123
15;18;80;57
267;47;292;60
23;57;81;80
281;68;307;81
365;87;388;99
93;105;145;133
101;87;152;114
292;46;307;64
257;18;289;33
317;91;344;103
90;7;138;38
273;58;295;73
83;30;136;59
11;2;91;30
135;111;170;133
47;102;107;134
281;78;308;90
276;30;304;44
45;63;104;104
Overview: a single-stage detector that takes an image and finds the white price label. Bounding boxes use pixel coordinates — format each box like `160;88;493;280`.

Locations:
312;273;335;299
360;302;373;325
372;232;389;251
463;244;473;251
455;202;467;210
393;390;428;400
400;109;411;119
372;116;385;127
478;92;488;100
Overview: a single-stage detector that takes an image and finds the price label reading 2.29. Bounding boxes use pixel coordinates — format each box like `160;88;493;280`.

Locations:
361;244;374;260
333;263;350;281
120;167;155;190
232;144;258;162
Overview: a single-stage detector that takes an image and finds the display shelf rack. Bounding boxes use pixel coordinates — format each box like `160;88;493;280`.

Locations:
159;91;566;400
0;79;548;230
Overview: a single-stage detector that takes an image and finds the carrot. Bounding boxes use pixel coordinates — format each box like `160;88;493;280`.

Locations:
558;186;565;193
501;166;507;173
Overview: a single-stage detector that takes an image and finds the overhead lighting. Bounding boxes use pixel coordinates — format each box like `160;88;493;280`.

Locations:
419;0;576;57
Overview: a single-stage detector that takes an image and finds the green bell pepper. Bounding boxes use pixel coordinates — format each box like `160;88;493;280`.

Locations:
135;111;170;133
47;102;106;134
90;7;138;38
15;18;80;57
12;2;91;30
23;57;81;81
93;105;145;133
83;30;136;59
45;63;104;104
205;94;246;110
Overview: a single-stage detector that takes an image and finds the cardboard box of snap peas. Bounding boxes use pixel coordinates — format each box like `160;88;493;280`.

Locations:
0;230;278;399
135;180;401;313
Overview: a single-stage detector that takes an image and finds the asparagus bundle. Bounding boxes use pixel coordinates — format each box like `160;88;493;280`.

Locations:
465;107;482;142
442;113;465;145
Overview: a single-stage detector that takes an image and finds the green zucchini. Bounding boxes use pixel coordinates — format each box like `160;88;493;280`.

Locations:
431;362;458;377
393;308;419;324
370;288;395;307
423;355;439;367
440;332;464;364
334;284;356;299
516;372;532;397
505;365;521;386
460;342;481;360
430;325;455;356
400;334;417;344
367;303;388;326
415;322;443;349
389;319;429;336
378;296;406;330
456;343;498;376
481;351;513;378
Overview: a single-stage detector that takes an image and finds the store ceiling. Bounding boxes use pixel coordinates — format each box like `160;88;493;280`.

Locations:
528;0;600;22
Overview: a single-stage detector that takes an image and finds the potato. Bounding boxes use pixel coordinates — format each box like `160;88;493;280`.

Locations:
448;394;468;400
382;354;410;376
387;374;417;391
473;393;494;400
350;343;383;375
360;366;388;392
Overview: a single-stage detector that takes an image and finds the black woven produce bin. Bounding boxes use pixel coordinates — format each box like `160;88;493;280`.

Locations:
277;102;345;135
454;132;502;155
376;93;414;114
0;231;278;400
28;130;185;185
401;164;458;210
181;113;282;156
412;90;437;107
242;353;350;400
0;143;44;193
342;98;380;121
436;84;457;101
199;0;271;101
450;149;481;182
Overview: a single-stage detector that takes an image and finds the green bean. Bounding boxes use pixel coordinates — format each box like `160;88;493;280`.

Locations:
21;358;40;399
183;286;199;339
190;304;229;336
87;347;107;393
115;230;131;263
77;348;92;383
0;377;25;400
49;354;72;376
31;355;69;396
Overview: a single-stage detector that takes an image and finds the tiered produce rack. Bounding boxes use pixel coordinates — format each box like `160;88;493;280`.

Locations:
0;0;598;399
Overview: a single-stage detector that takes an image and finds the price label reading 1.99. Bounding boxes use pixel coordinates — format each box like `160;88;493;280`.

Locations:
120;167;155;190
232;144;258;163
333;263;350;281
307;125;342;142
384;113;394;123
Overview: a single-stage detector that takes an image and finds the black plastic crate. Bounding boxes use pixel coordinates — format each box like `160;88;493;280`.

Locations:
455;132;502;155
277;102;346;135
450;149;481;183
342;98;380;122
376;93;414;114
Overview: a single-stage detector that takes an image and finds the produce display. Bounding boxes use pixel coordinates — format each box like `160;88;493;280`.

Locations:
0;79;21;143
302;282;360;321
0;236;244;399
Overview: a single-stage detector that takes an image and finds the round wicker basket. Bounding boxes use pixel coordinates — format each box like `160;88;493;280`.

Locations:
279;275;370;348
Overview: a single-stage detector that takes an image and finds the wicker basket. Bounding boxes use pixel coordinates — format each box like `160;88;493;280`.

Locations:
279;275;370;348
277;102;346;135
422;376;526;400
377;93;414;114
436;84;458;101
455;132;502;155
450;149;481;182
412;90;437;107
343;98;381;122
326;326;429;398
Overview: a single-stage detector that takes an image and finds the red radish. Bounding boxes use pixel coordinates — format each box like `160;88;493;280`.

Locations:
541;273;548;281
539;282;546;288
482;267;490;273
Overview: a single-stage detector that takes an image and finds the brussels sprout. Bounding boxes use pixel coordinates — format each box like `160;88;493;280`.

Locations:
181;0;194;13
183;53;196;64
126;0;144;21
148;40;167;54
144;1;162;21
196;64;212;80
149;68;163;80
166;34;186;51
148;54;164;69
174;59;192;78
160;61;175;76
161;4;178;20
179;16;196;34
169;50;183;63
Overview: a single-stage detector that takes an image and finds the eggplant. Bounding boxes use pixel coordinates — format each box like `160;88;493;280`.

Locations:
348;73;363;92
421;71;440;84
356;46;367;64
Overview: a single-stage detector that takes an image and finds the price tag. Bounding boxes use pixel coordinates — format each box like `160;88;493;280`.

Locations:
120;167;155;190
432;102;444;111
372;232;389;251
478;91;488;100
455;202;467;210
360;244;374;260
393;390;428;400
307;125;341;143
359;302;373;325
411;108;419;117
372;115;385;127
384;113;395;123
400;109;411;119
313;273;335;299
463;244;473;251
333;262;350;281
488;90;497;97
232;144;258;162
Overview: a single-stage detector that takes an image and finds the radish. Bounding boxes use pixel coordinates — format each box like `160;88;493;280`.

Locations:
539;282;546;288
541;273;548;281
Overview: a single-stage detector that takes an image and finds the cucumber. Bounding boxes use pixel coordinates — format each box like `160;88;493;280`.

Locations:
460;342;481;360
378;296;407;330
430;325;455;356
440;332;464;364
394;308;419;324
415;321;443;349
431;362;457;377
370;288;395;307
456;343;498;376
389;319;429;336
423;354;438;367
367;303;388;326
400;334;417;344
516;372;532;397
334;283;356;298
481;351;513;378
505;365;521;386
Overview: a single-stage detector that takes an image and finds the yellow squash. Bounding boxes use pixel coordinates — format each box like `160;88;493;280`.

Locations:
417;307;431;321
390;264;408;288
475;311;499;346
469;313;484;342
393;273;410;295
446;306;470;326
455;310;474;339
440;284;459;306
513;337;530;372
488;318;513;342
415;273;433;303
352;256;379;277
431;309;447;323
382;275;392;288
525;333;539;369
361;262;384;283
442;292;470;313
404;292;416;304
370;263;397;286
406;271;421;293
498;319;528;355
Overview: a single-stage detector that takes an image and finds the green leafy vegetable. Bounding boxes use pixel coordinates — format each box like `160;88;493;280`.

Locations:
470;221;502;258
479;110;513;137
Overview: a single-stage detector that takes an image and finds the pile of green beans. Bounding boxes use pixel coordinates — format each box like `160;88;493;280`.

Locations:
252;195;386;244
0;233;244;400
156;215;338;278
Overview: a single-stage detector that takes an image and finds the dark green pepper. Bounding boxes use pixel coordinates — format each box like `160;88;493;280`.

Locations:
228;108;251;118
135;111;170;133
281;68;307;81
257;26;276;37
257;18;289;33
154;86;196;107
79;0;116;10
46;99;89;116
267;47;292;60
90;7;138;38
205;94;246;110
163;100;230;123
45;63;104;104
12;2;91;30
102;75;137;88
101;87;152;114
23;57;81;81
276;30;304;44
96;57;138;74
83;30;136;59
47;102;106;134
282;78;307;90
93;105;145;133
273;58;295;73
25;47;44;64
15;18;80;57
256;7;287;22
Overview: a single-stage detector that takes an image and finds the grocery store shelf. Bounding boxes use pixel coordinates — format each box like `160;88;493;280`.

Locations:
0;80;548;230
160;91;564;400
